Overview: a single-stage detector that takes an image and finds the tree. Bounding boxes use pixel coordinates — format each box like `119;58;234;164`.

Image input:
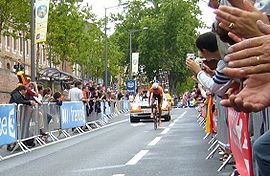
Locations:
47;0;124;82
112;0;202;93
0;0;31;41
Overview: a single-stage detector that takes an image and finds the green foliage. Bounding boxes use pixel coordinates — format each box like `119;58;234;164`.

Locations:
175;76;195;95
0;0;31;38
47;0;125;79
112;0;202;92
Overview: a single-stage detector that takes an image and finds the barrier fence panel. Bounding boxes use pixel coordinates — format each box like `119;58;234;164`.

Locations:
17;105;39;140
60;102;86;129
215;96;229;146
38;103;61;133
0;104;17;146
122;100;130;111
265;107;270;131
104;102;111;116
251;111;265;142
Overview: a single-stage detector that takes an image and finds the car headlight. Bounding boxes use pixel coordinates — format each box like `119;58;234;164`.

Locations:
162;102;169;111
130;104;142;112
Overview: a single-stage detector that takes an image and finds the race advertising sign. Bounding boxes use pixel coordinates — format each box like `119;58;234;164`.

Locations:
126;80;136;94
227;108;253;176
0;105;17;145
60;102;86;129
35;0;50;44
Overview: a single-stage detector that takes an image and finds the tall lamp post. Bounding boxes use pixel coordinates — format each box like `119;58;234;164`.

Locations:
31;0;35;81
129;27;148;79
104;3;127;90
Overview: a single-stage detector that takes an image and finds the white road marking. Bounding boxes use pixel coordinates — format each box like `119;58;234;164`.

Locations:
126;150;149;165
112;174;125;176
169;122;175;127
177;111;187;119
160;128;170;135
148;137;162;146
131;123;145;127
72;164;125;172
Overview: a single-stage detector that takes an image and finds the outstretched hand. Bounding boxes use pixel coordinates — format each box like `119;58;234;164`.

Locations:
223;20;270;78
220;74;270;112
214;1;269;39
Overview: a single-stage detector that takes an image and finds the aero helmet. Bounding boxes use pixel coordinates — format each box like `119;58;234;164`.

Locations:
152;83;159;90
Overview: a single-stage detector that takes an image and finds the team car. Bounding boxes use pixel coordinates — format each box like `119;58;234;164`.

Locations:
130;92;171;123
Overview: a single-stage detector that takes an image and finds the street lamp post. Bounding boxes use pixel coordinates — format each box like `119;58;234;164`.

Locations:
104;3;127;90
31;0;35;81
129;27;148;79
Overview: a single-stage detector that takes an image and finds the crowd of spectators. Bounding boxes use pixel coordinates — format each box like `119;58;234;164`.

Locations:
6;79;127;151
184;0;270;175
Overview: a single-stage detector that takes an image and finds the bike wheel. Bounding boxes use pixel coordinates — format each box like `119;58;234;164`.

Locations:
154;113;158;130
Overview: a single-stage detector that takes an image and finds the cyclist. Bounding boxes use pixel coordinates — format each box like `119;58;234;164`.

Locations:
148;82;163;126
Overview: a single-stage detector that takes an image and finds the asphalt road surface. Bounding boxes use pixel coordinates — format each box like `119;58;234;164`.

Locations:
0;108;232;176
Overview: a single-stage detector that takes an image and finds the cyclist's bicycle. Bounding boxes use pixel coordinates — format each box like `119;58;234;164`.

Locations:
152;101;159;130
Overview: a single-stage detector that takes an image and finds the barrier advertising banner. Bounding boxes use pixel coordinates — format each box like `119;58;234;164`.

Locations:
35;0;50;43
0;105;17;145
60;102;86;129
227;108;253;176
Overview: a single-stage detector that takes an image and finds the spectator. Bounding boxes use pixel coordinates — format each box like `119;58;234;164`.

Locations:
51;92;63;106
9;85;36;106
7;85;36;151
68;81;83;101
43;87;52;102
186;32;233;97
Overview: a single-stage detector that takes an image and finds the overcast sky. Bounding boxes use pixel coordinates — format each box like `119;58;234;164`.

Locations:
83;0;215;34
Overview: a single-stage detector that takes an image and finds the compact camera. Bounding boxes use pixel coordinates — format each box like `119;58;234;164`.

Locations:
186;53;195;60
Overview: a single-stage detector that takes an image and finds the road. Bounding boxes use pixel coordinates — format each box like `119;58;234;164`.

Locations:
0;108;232;176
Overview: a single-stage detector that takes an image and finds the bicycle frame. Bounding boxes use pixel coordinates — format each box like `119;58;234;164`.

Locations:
153;101;158;130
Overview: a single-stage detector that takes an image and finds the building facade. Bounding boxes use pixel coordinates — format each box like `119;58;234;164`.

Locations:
0;32;82;103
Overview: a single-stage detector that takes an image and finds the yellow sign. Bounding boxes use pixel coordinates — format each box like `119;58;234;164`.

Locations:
35;0;50;44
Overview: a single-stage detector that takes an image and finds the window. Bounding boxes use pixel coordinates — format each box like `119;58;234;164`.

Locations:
19;36;23;54
25;40;29;55
6;63;11;70
12;36;17;52
5;35;10;49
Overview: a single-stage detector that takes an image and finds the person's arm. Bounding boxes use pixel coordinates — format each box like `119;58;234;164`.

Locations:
197;60;232;96
32;82;39;96
197;70;232;96
148;91;153;105
12;91;34;105
198;84;208;99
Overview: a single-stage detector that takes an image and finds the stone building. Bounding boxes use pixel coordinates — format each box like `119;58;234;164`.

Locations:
0;33;81;104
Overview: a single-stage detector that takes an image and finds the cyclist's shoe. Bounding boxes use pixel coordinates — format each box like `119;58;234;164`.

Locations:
150;113;154;118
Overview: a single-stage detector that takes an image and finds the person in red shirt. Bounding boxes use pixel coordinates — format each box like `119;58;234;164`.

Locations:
148;83;163;126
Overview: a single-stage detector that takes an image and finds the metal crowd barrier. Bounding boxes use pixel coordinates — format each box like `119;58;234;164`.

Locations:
196;96;270;176
0;99;130;160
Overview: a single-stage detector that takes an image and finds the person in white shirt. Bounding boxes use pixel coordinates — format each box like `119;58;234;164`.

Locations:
68;81;83;101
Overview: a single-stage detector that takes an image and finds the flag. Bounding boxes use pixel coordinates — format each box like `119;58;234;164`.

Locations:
205;95;214;133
